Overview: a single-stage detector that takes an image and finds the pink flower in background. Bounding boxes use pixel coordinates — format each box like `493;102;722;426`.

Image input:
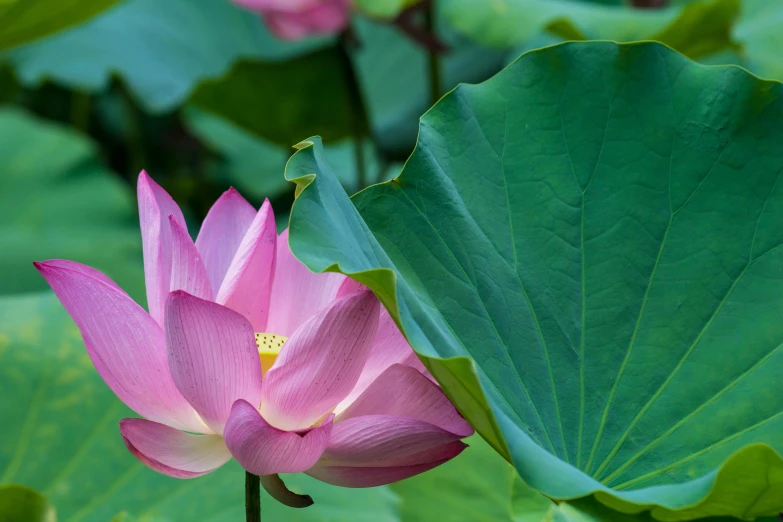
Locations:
232;0;352;40
36;171;472;505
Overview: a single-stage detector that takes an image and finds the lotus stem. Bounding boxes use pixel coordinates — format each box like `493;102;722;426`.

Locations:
246;471;261;522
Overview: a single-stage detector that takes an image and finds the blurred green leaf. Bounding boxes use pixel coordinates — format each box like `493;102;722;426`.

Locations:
184;108;387;199
284;41;783;518
0;108;143;298
0;485;56;521
184;108;292;198
353;16;506;155
9;0;504;156
190;15;506;157
0;0;120;51
392;435;554;522
650;0;739;59
191;49;356;147
9;0;325;112
733;0;783;81
441;0;737;59
0;292;399;521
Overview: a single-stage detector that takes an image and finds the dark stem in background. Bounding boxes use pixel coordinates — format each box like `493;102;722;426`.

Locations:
630;0;667;7
337;28;369;191
246;472;261;522
424;0;442;105
70;91;91;134
121;84;148;175
394;1;449;54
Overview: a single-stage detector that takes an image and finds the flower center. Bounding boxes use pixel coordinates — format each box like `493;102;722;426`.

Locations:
255;333;288;377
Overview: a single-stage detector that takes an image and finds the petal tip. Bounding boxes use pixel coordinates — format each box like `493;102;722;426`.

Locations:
166;289;198;307
137;169;154;189
220;186;249;204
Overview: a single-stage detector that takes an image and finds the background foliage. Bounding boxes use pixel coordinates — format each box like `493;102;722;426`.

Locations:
3;0;783;520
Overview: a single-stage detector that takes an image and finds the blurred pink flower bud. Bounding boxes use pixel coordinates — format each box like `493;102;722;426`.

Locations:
232;0;352;40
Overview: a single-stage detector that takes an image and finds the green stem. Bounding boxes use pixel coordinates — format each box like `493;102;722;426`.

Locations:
337;29;369;191
246;472;261;522
424;0;442;105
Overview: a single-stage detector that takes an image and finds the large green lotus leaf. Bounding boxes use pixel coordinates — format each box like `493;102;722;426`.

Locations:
284;42;783;518
441;0;737;60
399;433;779;522
8;0;322;113
0;0;120;51
0;292;399;521
0;108;143;299
0;485;56;521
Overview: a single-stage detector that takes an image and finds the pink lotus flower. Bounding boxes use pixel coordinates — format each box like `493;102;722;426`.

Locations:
231;0;352;41
36;171;472;504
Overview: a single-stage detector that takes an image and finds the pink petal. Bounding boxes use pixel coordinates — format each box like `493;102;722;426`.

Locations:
265;229;347;336
307;446;466;488
138;171;187;326
215;200;276;331
195;188;256;295
120;418;231;479
165;291;262;434
224;400;332;476
35;260;204;433
261;291;379;431
35;259;125;293
169;216;214;302
264;0;351;39
337;364;474;437
318;415;465;467
336;309;428;412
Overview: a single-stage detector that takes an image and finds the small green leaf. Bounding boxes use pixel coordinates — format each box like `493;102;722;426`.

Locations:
0;485;56;521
